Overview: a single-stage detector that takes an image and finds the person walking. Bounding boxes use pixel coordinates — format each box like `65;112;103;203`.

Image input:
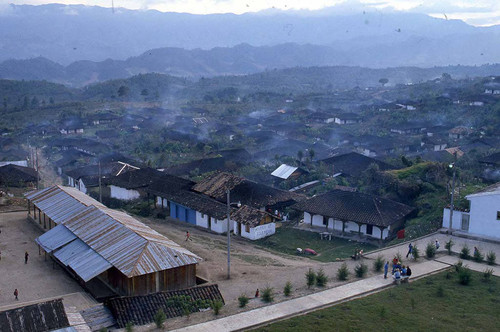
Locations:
25;251;29;264
185;231;191;241
14;289;18;300
255;288;259;298
384;261;389;279
406;243;413;258
435;240;440;250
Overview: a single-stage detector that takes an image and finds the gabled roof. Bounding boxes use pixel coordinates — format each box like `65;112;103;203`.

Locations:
147;177;229;220
165;156;244;176
479;152;500;165
271;164;299;179
104;167;165;190
0;299;69;332
292;190;414;227
466;182;500;198
25;185;106;225
62;205;200;277
65;162;139;181
192;172;305;208
29;186;200;279
318;152;393;177
231;205;273;227
0;164;37;186
108;284;224;328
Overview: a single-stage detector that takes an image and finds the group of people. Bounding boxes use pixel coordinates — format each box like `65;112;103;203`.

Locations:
384;257;412;280
351;248;364;260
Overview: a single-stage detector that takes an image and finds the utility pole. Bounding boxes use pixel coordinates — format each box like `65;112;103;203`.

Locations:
35;147;39;189
98;161;102;203
448;163;456;234
226;189;231;279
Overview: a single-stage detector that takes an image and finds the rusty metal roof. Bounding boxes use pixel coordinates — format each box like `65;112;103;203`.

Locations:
31;186;200;279
62;206;200;277
25;185;105;225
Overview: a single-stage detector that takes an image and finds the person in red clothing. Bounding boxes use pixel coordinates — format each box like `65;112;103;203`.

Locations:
14;289;18;300
185;231;191;241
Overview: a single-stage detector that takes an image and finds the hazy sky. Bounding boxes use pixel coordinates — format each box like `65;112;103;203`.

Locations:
2;0;500;26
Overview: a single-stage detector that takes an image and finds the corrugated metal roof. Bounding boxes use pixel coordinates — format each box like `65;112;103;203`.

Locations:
36;224;76;253
271;164;298;179
25;185;105;225
54;238;112;282
30;185;200;279
63;206;200;277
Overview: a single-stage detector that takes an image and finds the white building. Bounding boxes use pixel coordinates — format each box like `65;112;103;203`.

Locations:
442;182;500;239
293;190;414;241
231;205;277;240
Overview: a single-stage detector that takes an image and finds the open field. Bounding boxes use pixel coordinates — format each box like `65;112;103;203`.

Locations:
255;226;378;262
253;269;500;332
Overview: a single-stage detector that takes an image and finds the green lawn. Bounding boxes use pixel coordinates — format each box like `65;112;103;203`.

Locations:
253;269;500;332
254;227;377;262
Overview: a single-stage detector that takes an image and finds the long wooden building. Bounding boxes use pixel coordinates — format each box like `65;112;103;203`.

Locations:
26;185;201;297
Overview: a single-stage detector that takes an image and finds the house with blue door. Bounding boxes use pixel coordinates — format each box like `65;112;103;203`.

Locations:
147;178;234;234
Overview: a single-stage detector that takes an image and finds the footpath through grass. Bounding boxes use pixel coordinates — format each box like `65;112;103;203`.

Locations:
254;227;377;262
254;269;500;332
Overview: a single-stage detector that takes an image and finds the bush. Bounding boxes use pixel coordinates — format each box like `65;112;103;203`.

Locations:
473;248;484;263
354;263;368;278
426;242;436;259
483;268;494;282
125;322;134;332
486;251;496;265
445;239;454;255
374;256;384;272
261;287;274;303
412;245;420;260
436;285;445;297
284;281;292;297
454;260;464;272
305;268;316;288
238;295;249;308
211;300;223;315
458;267;472;285
460;246;471;260
316;269;328;287
154;309;166;329
337;263;350;281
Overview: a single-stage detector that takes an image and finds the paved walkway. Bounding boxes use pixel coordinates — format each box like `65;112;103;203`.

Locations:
435;255;499;276
173;260;450;332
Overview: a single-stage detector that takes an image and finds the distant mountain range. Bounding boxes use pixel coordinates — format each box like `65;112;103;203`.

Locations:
2;43;500;87
1;4;500;86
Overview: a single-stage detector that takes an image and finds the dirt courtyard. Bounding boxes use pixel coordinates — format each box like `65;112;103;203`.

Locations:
0;211;92;310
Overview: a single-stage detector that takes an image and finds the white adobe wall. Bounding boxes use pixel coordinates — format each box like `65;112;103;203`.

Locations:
197;212;232;234
78;179;87;194
240;222;276;240
468;194;500;238
110;185;140;201
442;208;464;230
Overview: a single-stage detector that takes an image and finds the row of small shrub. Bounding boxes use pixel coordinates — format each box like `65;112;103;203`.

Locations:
459;245;496;265
306;268;329;288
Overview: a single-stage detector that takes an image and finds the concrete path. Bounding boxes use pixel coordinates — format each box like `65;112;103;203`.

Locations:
173;260;450;332
435;255;500;276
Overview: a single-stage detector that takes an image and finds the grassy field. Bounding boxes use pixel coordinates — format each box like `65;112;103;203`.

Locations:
254;227;377;262
253;269;500;332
